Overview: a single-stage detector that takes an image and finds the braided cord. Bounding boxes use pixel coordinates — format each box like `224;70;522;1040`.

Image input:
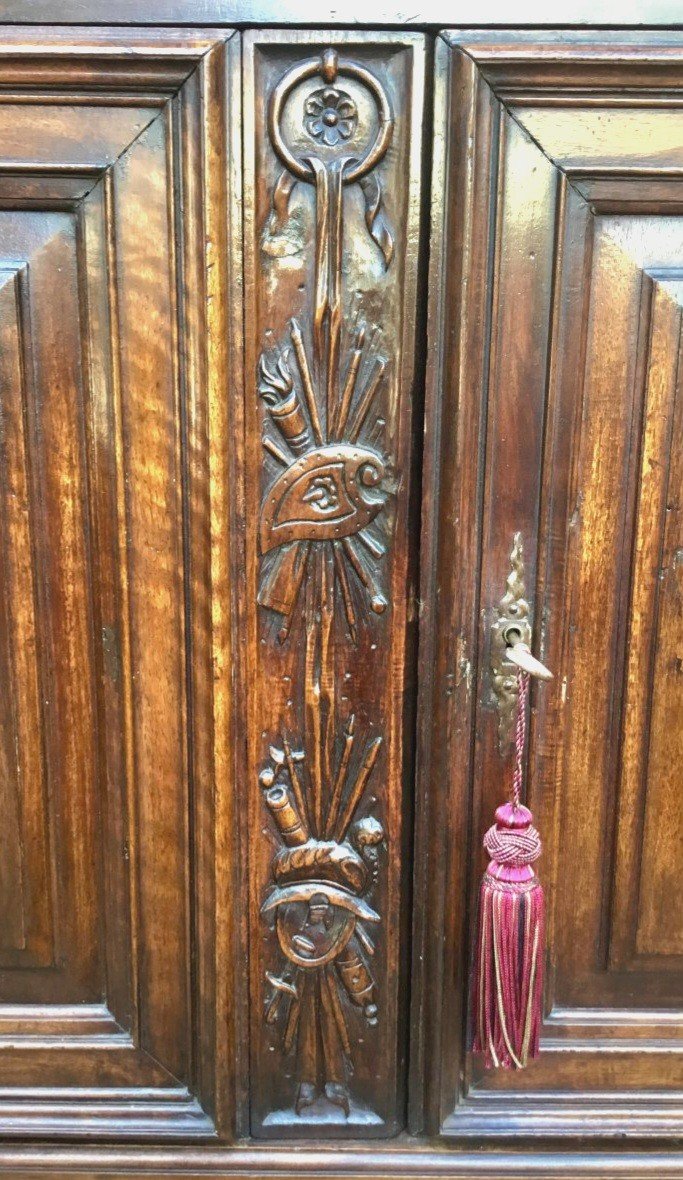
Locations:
512;670;530;809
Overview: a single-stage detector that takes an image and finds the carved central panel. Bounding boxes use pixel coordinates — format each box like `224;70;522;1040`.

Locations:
258;45;392;1122
244;32;425;1136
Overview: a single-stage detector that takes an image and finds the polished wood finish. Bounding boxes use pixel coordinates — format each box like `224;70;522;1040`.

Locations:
415;29;683;1142
0;27;242;1140
0;1145;680;1179
0;0;679;25
241;30;425;1137
0;16;679;1179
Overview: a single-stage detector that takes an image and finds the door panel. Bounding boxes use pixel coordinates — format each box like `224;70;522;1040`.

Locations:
242;31;426;1137
0;28;241;1139
415;31;683;1139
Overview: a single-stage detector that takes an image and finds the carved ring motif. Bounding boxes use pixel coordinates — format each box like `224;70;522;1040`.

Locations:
268;48;393;185
260;721;384;1116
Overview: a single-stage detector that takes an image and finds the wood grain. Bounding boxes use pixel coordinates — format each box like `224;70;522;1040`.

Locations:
242;31;426;1137
0;0;679;23
416;30;683;1141
0;16;678;1172
0;28;241;1141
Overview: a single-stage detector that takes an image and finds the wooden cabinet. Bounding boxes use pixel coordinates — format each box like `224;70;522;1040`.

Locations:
0;14;679;1179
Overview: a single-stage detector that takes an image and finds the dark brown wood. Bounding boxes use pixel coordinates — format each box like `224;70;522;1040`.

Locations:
0;26;242;1141
0;0;679;24
0;1145;680;1179
241;30;426;1138
415;28;683;1142
0;16;679;1178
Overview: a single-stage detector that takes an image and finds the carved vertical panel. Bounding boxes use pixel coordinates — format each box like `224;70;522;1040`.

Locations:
243;32;425;1135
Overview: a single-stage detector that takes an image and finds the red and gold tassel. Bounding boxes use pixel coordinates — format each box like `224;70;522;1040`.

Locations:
471;671;545;1069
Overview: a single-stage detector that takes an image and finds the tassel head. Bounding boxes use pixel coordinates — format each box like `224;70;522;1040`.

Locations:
485;802;539;882
471;800;545;1069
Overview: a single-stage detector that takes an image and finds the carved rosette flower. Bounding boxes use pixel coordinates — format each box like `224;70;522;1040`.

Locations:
304;87;358;147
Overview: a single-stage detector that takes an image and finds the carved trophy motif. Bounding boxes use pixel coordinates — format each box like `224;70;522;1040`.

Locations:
258;47;395;643
260;719;384;1116
256;45;397;1123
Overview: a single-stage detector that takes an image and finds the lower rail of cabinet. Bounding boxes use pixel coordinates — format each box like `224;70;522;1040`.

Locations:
0;1147;680;1179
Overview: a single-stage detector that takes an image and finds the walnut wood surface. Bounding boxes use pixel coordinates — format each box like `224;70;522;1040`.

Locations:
414;29;683;1142
0;18;678;1179
0;0;679;24
241;30;425;1137
0;26;242;1141
0;1145;681;1179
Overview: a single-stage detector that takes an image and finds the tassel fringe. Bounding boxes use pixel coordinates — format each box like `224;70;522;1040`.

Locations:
472;872;545;1069
470;671;546;1070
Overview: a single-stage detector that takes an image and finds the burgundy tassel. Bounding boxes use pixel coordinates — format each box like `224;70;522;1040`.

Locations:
471;671;545;1069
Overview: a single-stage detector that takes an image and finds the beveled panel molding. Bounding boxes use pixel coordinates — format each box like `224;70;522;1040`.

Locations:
0;27;242;1142
414;30;683;1141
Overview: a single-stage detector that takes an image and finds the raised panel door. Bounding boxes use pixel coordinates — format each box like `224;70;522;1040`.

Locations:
0;26;242;1140
415;30;683;1141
